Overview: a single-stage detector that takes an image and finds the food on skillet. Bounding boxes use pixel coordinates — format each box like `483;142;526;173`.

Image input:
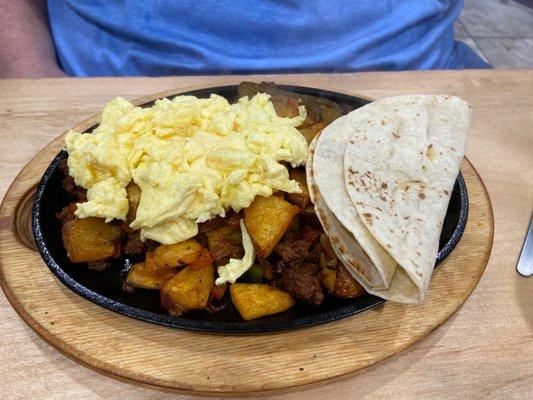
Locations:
309;95;471;303
238;82;349;143
57;83;366;321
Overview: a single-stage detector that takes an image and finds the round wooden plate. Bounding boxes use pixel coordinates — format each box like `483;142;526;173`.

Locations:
0;89;494;396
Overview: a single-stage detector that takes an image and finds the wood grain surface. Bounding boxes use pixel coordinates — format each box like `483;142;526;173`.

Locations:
0;70;531;399
0;85;493;394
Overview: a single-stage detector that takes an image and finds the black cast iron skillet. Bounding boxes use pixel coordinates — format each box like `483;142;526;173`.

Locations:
33;85;469;334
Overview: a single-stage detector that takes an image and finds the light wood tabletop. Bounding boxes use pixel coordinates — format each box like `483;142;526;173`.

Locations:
0;70;531;399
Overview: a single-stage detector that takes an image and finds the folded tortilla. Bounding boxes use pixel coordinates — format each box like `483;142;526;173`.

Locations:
312;95;470;303
307;137;387;288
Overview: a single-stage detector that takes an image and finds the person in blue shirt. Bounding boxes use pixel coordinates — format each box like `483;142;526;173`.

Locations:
0;0;489;78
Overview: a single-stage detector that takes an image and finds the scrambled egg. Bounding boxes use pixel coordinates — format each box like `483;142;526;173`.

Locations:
215;220;255;285
65;93;307;244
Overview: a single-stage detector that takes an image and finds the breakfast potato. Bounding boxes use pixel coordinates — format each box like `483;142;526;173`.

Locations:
205;225;243;261
126;262;177;290
153;239;203;269
244;195;299;258
335;264;366;298
125;181;141;224
320;254;337;294
161;263;214;316
61;217;122;263
230;283;294;321
286;168;310;209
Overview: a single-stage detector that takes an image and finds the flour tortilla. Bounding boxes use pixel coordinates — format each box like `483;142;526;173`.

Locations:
313;108;398;290
306;136;385;287
309;131;423;302
343;95;470;303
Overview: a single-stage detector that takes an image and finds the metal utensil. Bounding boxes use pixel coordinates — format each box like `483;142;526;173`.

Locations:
517;215;533;277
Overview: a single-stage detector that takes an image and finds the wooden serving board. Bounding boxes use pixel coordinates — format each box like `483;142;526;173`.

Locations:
0;89;494;397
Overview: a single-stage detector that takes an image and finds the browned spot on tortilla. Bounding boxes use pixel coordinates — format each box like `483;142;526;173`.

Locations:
389;228;394;233
350;140;355;144
416;251;421;256
348;167;356;174
356;188;360;192
416;113;420;116
422;165;426;170
418;192;426;199
310;148;314;154
331;236;340;244
426;143;436;160
386;244;391;249
381;182;388;189
443;190;449;195
451;147;456;152
363;213;373;224
404;216;409;220
338;245;346;254
380;195;386;201
381;120;385;125
419;151;423;155
405;185;410;191
392;131;400;139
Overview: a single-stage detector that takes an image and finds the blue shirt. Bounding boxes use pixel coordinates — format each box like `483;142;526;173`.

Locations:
47;0;489;77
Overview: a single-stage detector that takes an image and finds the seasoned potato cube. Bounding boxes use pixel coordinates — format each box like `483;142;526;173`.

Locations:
320;257;337;294
161;263;214;316
286;169;310;209
125;181;141;224
205;225;243;261
335;264;366;298
153;239;203;269
144;251;157;271
61;217;121;263
126;262;177;290
230;283;294;321
244;195;299;258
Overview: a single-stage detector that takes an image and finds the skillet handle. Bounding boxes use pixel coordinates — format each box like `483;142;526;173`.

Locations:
13;184;38;251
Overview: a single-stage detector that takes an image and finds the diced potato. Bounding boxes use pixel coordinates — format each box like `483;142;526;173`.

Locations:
153;239;203;269
286;168;310;209
244;195;299;258
125;182;141;224
205;225;243;261
320;233;336;259
224;211;242;227
206;225;236;250
161;263;214;316
61;217;122;263
144;251;157;271
320;253;337;294
126;262;177;290
335;264;366;298
230;283;294;321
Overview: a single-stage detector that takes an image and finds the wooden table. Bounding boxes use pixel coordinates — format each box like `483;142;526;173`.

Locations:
0;71;531;399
